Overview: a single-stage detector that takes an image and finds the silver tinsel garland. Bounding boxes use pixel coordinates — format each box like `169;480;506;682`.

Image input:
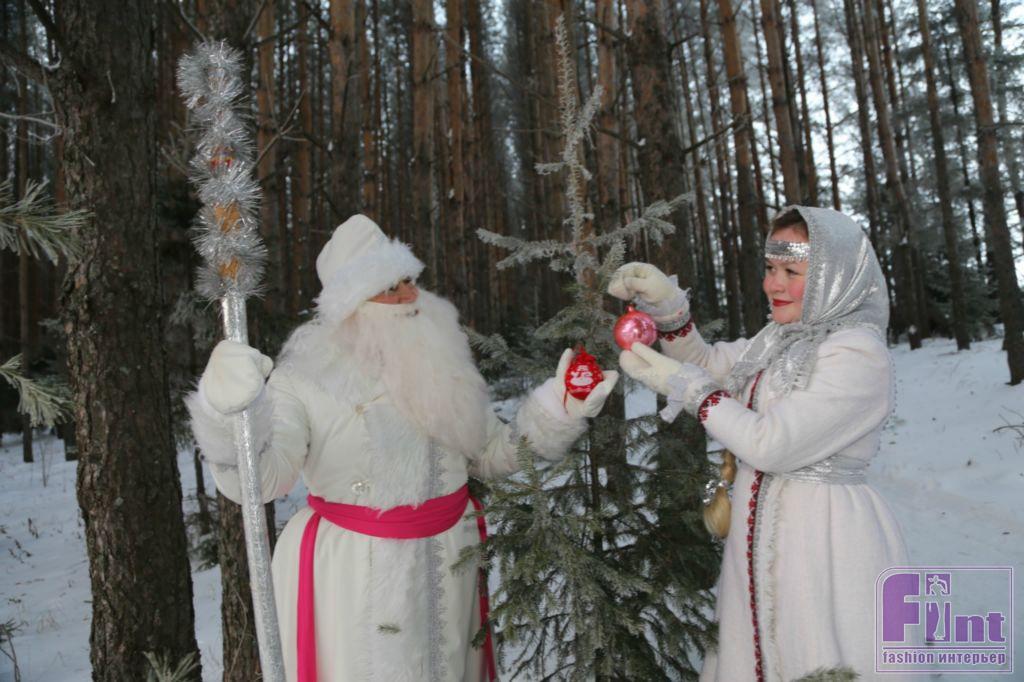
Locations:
177;41;285;682
178;41;266;300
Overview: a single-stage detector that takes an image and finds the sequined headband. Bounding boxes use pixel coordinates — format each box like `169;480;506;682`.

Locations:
764;239;810;262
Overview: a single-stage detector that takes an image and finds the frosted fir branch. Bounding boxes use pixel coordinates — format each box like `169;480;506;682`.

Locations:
596;240;627;282
466;327;510;358
144;651;200;682
590;195;692;248
169;290;218;350
552;16;603;267
476;228;571;270
534;162;566;176
574;85;603;147
0;180;86;264
0;355;71;428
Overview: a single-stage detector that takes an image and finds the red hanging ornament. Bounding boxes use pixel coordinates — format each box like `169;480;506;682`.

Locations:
613;305;658;350
564;346;603;402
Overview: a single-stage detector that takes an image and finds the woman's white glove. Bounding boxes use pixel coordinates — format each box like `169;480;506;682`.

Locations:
619;343;724;421
607;262;690;330
198;340;274;415
552;348;619;419
608;262;676;305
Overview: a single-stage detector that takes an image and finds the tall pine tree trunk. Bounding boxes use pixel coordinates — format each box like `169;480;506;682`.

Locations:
751;0;780;209
625;0;696;289
786;0;819;205
411;0;436;287
444;0;467;310
916;0;971;351
990;0;1024;248
859;0;924;348
954;0;1024;384
50;0;200;676
690;36;743;338
843;0;893;325
715;0;765;334
330;0;359;226
292;3;313;316
256;0;285;324
759;0;802;203
698;0;737;317
595;0;621;229
810;0;840;210
676;36;720;320
360;0;380;219
875;0;912;191
942;38;985;274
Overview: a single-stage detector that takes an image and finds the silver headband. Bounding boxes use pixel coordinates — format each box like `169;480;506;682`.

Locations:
765;239;810;262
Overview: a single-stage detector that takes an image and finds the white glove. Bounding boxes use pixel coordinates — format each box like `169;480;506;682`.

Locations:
619;343;723;421
608;262;677;306
618;341;685;395
552;348;620;419
199;340;274;415
608;262;690;329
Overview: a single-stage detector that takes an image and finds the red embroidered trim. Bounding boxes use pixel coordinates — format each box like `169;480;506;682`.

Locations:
697;390;729;423
745;370;766;682
658;318;694;342
747;470;766;682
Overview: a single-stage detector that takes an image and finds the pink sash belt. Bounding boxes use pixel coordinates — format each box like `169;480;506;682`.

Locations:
297;483;497;681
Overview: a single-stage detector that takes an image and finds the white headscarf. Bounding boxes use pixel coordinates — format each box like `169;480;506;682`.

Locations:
724;206;890;397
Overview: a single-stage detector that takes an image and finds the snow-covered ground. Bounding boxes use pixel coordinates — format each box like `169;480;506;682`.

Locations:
1;335;1022;680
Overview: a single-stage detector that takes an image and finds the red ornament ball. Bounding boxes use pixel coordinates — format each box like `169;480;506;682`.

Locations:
614;305;658;350
564;347;604;401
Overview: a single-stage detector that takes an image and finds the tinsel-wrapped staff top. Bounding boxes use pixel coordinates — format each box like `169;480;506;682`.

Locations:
177;40;266;302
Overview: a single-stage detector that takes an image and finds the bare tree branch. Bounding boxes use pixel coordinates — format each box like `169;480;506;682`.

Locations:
165;0;206;43
0;110;61;130
241;0;270;45
0;41;46;84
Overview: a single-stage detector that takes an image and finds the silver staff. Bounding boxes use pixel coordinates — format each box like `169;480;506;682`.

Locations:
177;41;285;682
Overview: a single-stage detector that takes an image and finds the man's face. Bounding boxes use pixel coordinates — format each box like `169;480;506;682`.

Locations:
369;278;419;305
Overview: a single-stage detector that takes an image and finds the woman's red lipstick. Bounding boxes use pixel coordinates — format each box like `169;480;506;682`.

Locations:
772;299;792;307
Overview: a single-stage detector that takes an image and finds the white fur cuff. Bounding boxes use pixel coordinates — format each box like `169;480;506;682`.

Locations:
636;285;691;331
514;379;587;461
184;385;274;466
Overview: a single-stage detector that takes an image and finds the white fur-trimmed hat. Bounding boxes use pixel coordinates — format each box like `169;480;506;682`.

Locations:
314;214;425;323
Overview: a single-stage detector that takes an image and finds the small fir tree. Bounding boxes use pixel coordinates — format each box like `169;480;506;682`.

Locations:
473;16;720;680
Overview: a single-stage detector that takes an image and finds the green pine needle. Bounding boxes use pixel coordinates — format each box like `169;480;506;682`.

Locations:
0;355;72;428
0;179;87;263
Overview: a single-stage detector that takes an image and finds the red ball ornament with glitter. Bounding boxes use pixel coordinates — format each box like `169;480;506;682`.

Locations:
564;347;603;401
614;305;658;350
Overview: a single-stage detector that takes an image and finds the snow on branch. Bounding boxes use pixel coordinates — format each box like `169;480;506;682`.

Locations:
0;179;86;263
0;355;71;428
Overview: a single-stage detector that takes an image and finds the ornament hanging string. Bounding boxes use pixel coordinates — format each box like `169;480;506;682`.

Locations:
177;41;285;682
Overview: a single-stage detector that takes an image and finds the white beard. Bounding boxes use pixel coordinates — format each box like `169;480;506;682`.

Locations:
338;290;490;458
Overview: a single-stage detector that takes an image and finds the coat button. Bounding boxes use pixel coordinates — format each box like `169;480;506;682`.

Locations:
351;480;370;495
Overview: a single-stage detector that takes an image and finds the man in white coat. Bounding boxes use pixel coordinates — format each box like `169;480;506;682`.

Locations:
187;214;618;682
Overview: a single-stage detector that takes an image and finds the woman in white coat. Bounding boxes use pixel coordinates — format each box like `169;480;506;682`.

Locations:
187;214;618;682
610;206;908;681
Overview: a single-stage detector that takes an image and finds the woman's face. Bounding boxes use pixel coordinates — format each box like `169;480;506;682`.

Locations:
763;226;809;325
